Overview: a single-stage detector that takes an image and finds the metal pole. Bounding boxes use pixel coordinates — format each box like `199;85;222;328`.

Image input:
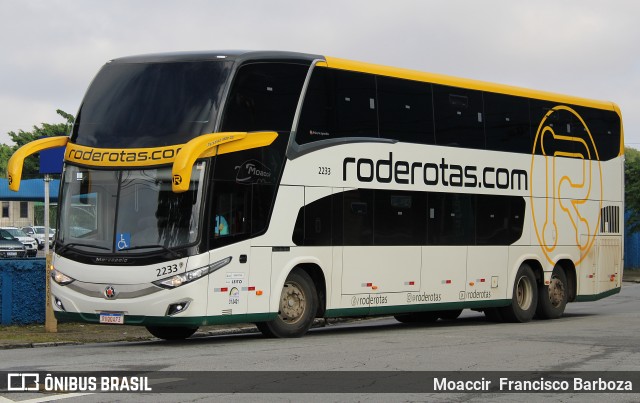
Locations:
44;174;57;333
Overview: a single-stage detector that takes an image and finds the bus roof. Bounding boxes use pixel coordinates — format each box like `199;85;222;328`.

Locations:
108;50;619;113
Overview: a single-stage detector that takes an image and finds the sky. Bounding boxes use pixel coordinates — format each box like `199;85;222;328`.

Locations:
1;0;639;148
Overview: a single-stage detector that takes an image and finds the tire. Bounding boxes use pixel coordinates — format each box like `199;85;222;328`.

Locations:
394;312;439;323
146;326;198;340
536;265;568;319
256;270;318;338
438;309;462;320
499;263;538;323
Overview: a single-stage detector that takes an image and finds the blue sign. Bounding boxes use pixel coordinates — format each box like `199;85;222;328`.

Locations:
116;233;131;251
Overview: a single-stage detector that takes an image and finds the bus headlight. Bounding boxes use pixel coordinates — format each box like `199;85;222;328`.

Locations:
152;256;232;289
51;269;75;286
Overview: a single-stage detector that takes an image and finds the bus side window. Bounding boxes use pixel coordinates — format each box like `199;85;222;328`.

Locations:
342;189;374;246
427;192;475;245
484;93;531;153
377;76;435;144
296;67;378;144
433;85;485;149
221;62;308;133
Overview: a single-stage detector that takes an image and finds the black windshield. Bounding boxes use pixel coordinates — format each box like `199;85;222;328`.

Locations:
71;61;232;148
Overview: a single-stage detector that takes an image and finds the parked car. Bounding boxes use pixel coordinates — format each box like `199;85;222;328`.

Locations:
0;228;27;258
0;227;38;257
21;226;55;250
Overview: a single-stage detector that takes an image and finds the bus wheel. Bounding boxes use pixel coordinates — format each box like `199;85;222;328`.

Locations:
499;263;538;323
257;270;318;338
146;326;198;340
536;266;568;319
394;312;439;323
438;309;462;320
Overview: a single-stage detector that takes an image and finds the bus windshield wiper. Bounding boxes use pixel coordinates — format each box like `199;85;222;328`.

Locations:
57;243;111;254
123;244;182;259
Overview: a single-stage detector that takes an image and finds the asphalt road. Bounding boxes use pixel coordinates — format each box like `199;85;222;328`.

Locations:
1;282;640;402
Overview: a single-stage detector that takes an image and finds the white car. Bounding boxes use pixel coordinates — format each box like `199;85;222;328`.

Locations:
21;226;54;250
1;227;38;257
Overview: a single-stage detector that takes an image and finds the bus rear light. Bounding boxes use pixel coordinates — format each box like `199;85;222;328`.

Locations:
469;281;475;286
404;281;415;286
442;280;452;284
256;290;263;296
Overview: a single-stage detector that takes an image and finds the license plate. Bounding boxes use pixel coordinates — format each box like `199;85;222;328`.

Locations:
7;252;17;256
99;312;124;324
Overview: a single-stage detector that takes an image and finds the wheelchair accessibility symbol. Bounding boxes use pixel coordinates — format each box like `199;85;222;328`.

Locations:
117;233;131;251
530;105;603;266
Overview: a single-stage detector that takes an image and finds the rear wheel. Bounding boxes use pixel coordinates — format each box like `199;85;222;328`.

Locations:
536;265;568;319
256;270;318;338
146;326;198;340
499;263;538;323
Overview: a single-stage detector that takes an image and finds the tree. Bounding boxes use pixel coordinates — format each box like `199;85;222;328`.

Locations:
0;109;73;177
625;146;640;234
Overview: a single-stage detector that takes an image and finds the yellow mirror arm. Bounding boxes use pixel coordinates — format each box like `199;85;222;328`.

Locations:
7;136;69;191
171;131;278;192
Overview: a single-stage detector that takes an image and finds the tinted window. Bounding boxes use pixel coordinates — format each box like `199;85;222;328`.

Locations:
484;93;531;153
296;67;378;144
221;62;309;133
72;61;231;148
374;191;426;245
574;107;621;161
433;85;485;149
427;192;475;245
377;76;435;144
343;189;374;245
293;193;333;246
476;194;525;245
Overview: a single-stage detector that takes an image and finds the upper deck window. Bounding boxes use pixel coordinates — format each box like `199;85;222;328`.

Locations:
220;62;309;133
72;61;231;148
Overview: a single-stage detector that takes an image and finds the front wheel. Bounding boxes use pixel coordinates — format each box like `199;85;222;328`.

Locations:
256;270;318;338
536;265;568;319
146;326;198;340
499;263;538;323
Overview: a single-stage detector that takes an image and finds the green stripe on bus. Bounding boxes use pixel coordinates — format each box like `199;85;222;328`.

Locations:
325;299;511;318
574;287;621;302
54;312;277;327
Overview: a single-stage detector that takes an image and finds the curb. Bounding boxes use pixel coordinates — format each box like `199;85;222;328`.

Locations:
0;318;355;350
1;341;83;350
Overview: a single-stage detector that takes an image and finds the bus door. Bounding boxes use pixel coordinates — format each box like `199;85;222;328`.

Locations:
340;189;421;296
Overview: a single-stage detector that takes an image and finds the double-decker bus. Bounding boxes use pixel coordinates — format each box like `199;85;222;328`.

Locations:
8;51;623;339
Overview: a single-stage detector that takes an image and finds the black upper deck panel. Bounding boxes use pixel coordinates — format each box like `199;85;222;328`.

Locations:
71;51;323;149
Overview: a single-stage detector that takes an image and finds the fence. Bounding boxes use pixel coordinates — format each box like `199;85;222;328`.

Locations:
0;259;45;325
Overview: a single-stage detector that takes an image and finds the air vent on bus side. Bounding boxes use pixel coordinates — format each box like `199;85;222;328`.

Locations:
600;206;620;234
